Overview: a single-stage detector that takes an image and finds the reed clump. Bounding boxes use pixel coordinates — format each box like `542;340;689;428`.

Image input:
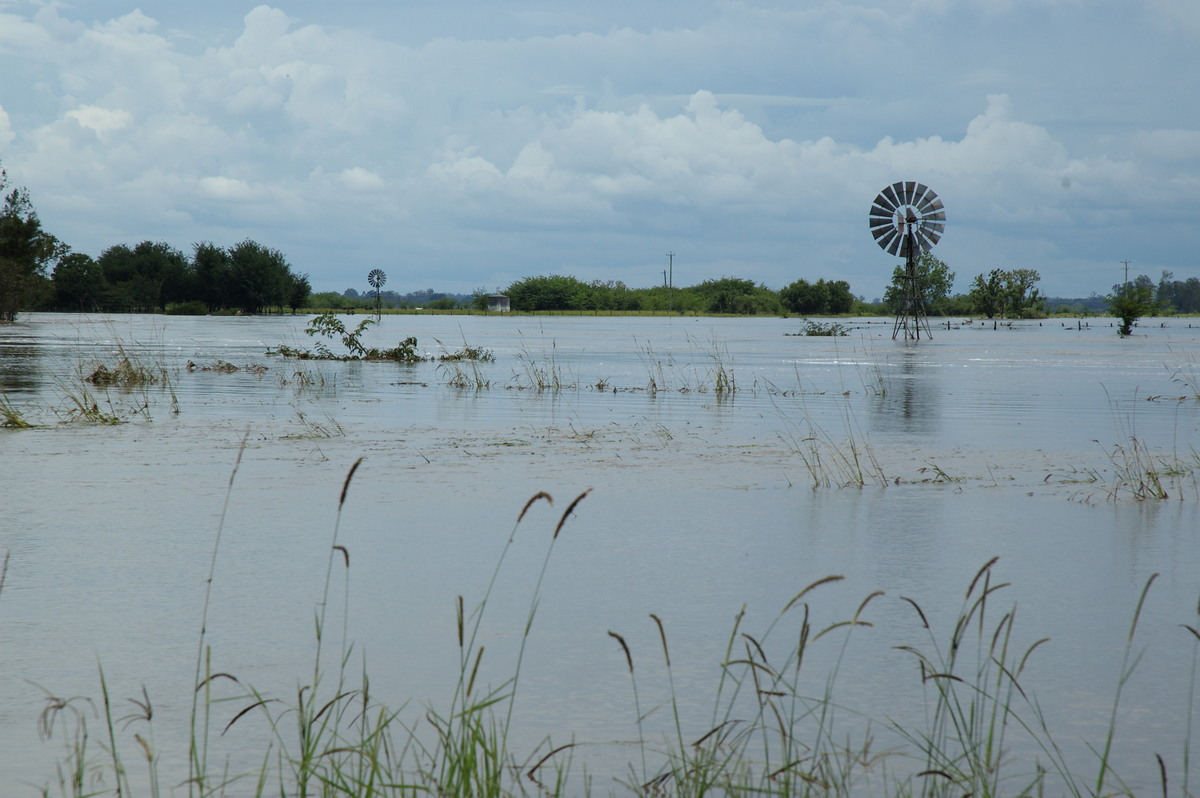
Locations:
0;390;32;428
84;343;169;388
1098;435;1199;501
775;399;887;488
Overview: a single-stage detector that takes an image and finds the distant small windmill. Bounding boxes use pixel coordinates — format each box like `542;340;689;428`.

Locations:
868;182;945;340
368;269;387;318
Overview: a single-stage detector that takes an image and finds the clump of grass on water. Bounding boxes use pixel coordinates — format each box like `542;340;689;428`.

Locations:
0;391;33;428
1101;435;1198;501
85;354;164;388
774;398;887;488
514;333;573;391
57;340;179;422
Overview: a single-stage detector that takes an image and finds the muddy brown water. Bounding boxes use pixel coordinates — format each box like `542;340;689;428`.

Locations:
2;312;1199;793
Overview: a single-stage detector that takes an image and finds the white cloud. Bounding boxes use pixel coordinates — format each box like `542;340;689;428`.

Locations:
65;105;133;142
337;166;385;191
198;175;262;202
0;1;1195;297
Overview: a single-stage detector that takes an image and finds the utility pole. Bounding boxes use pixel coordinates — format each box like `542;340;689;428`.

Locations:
1121;260;1131;298
666;251;674;314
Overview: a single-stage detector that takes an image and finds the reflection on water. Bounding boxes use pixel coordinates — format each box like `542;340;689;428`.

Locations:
871;346;941;437
1;312;1199;792
0;337;40;394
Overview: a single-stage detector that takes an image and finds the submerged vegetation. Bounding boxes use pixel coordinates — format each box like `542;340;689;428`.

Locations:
270;312;495;363
8;459;1200;797
4;321;1200;502
788;319;850;337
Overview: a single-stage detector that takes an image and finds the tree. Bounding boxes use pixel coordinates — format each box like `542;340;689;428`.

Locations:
228;239;293;313
94;241;192;312
0;168;65;321
52;253;106;311
968;268;1044;318
780;278;854;315
1003;268;1044;318
1108;274;1158;336
967;269;1005;318
287;273;312;314
471;287;491;311
883;253;955;315
692;277;782;315
505;275;590;311
193;242;234;311
1155;270;1200;314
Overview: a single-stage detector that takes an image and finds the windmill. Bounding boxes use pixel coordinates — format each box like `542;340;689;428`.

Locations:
869;182;945;340
367;269;387;319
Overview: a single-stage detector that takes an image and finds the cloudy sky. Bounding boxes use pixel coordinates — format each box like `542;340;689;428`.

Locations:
1;0;1197;299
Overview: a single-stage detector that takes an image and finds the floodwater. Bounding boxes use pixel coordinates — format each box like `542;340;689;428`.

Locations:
2;311;1199;795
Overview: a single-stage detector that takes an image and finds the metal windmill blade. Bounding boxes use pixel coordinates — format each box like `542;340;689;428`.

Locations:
868;181;946;257
868;181;946;341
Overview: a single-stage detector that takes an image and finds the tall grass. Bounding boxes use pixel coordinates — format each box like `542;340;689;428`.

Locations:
1098;436;1199;501
513;333;573;391
0;390;33;427
11;471;1200;797
773;396;887;488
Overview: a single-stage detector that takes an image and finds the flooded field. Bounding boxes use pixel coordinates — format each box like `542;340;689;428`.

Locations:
2;311;1199;795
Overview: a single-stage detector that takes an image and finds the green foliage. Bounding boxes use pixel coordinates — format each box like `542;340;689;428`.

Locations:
192;241;233;311
307;291;359;310
967;269;1006;319
502;274;642;311
94;241;193;312
505;274;589;311
780;278;854;315
690;276;782;315
883;253;956;315
0;166;65;321
48;237;308;315
471;287;491;311
427;296;460;310
1154;270;1200;314
793;319;850;336
968;268;1044;319
287;272;311;313
502;274;795;315
228;239;294;314
305;312;377;356
278;312;433;361
52;253;105;311
1107;275;1159;335
1005;268;1044;317
164;300;209;315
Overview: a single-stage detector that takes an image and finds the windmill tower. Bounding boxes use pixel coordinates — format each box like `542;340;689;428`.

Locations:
868;182;946;340
368;269;387;319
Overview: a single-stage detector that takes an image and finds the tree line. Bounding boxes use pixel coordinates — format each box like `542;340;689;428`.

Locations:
464;259;1036;318
0;163;310;317
4;159;1189;324
476;274;855;315
51;240;311;314
306;260;1059;318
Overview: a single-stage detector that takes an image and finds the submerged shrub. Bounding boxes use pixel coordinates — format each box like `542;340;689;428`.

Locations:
788;319;850;337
